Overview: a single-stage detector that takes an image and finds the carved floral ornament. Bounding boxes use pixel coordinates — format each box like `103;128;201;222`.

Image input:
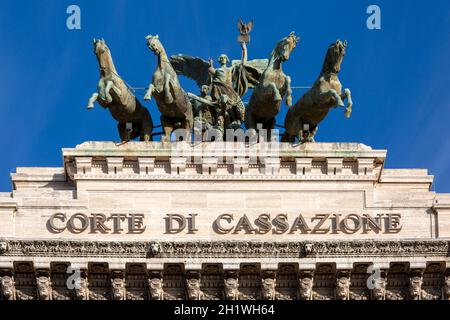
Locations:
0;239;448;258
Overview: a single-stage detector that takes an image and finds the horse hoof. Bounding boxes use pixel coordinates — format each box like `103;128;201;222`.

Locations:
286;97;292;107
345;110;351;118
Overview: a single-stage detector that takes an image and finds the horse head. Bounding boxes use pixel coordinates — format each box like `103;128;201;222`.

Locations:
271;31;300;62
146;34;164;56
322;39;347;74
93;38;109;56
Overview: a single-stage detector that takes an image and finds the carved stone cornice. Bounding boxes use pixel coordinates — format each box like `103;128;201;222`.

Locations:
0;239;448;259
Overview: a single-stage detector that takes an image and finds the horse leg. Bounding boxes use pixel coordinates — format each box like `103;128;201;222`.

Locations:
245;112;258;140
269;82;282;102
161;116;173;143
86;92;98;109
164;74;174;105
341;88;353;118
104;80;116;103
319;89;344;107
140;111;153;142
281;132;294;143
266;118;276;140
181;120;192;142
144;84;155;101
285;76;293;107
117;123;128;142
308;126;318;142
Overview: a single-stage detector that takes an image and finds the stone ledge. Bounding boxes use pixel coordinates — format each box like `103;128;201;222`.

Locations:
63;141;387;159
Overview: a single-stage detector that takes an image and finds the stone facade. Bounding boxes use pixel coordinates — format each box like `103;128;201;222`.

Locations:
0;141;449;300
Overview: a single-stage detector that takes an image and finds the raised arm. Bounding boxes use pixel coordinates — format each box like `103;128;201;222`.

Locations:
241;42;248;64
208;58;216;75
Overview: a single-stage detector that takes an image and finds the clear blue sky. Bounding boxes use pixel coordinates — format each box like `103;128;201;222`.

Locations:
0;0;449;192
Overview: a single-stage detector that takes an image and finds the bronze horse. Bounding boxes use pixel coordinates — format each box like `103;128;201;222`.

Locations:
245;32;299;134
86;39;153;142
283;39;353;143
144;35;193;142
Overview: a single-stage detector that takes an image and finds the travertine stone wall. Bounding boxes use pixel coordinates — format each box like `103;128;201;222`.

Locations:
0;142;449;300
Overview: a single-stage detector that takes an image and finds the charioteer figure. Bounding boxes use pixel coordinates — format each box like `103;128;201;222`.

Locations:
170;19;267;138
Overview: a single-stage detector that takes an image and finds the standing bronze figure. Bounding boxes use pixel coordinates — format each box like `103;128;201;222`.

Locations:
170;52;266;136
86;39;153;142
282;40;353;143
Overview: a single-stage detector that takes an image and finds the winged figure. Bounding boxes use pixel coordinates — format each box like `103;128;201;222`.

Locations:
238;19;253;43
170;52;268;134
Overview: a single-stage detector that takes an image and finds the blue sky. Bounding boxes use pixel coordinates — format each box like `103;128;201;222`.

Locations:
0;0;449;192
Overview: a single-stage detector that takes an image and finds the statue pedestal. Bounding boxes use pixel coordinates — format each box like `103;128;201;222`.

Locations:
1;141;450;300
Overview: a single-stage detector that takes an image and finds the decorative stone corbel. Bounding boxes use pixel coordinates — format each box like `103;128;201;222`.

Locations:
106;157;123;174
75;157;92;174
443;269;450;300
223;270;239;300
357;158;374;175
170;157;187;175
0;271;16;300
148;270;164;300
264;157;280;175
298;270;314;300
260;270;277;300
233;157;249;175
408;269;424;300
73;269;89;300
369;269;388;300
185;270;204;300
35;269;52;300
110;270;126;300
202;157;218;175
138;158;155;175
0;240;8;254
335;270;351;300
327;158;343;175
296;158;312;175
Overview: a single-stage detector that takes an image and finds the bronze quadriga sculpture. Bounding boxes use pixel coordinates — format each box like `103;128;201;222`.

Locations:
86;39;153;142
144;35;193;142
283;40;353;143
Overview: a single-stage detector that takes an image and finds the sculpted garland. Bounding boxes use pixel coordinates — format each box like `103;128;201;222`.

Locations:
85;20;353;143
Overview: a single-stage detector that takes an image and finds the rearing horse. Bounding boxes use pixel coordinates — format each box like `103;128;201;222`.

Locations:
245;32;299;134
283;39;353;143
86;39;153;142
144;35;193;142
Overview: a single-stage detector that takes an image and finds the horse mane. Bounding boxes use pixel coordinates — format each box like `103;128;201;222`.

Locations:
269;37;285;62
97;43;118;75
269;35;292;62
320;42;344;75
